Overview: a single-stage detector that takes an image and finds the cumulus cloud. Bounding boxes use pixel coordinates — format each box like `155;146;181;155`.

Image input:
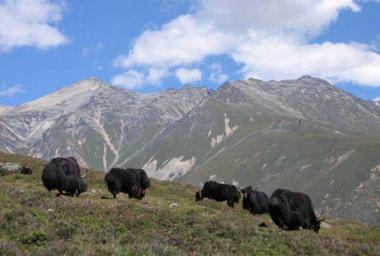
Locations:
232;33;380;86
0;0;68;52
175;67;202;84
209;63;228;84
146;67;170;85
112;67;171;89
195;0;360;36
115;15;235;68
114;0;380;87
0;84;24;97
111;70;145;89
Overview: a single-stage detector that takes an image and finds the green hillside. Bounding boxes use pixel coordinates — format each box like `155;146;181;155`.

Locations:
0;152;379;255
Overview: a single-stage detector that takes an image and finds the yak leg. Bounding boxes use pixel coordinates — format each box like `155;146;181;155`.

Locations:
275;217;286;230
301;218;311;230
227;200;235;208
130;186;143;200
56;190;63;197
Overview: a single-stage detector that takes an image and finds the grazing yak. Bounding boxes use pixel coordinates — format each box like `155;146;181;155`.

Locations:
195;181;241;207
41;157;87;197
241;186;269;214
104;168;150;199
268;189;323;232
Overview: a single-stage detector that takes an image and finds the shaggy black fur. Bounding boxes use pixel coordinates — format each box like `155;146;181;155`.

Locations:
41;157;87;197
268;189;321;232
104;168;150;199
241;187;269;215
195;181;241;208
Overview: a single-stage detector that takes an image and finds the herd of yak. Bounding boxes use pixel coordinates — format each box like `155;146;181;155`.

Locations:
41;157;324;233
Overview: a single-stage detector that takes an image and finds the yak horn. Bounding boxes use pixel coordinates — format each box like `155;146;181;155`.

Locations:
81;168;88;178
316;211;326;221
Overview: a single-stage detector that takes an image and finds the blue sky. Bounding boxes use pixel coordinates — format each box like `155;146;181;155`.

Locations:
0;0;379;106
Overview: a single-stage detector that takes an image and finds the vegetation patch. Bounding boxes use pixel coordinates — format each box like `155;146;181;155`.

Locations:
0;152;379;255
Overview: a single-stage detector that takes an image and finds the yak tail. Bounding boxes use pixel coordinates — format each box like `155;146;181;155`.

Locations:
140;170;151;189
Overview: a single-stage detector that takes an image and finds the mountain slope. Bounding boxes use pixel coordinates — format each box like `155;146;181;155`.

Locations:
0;79;210;171
0;152;379;255
0;76;379;224
125;77;380;224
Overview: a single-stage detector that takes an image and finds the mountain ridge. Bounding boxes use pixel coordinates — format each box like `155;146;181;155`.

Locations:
0;76;379;224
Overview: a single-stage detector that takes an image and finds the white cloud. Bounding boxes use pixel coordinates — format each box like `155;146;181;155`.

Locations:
146;67;170;85
232;33;380;86
196;0;359;36
0;0;68;52
111;67;171;90
209;63;228;84
115;15;236;69
0;84;24;97
175;67;202;84
111;70;145;89
114;0;380;87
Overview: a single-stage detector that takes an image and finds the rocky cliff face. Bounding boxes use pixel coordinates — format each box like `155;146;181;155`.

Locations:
0;76;379;224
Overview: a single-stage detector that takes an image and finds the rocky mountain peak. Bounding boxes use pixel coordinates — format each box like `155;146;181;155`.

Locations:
373;98;380;107
13;78;106;113
0;105;12;115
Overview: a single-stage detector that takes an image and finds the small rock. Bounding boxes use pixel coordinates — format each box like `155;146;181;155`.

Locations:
169;203;178;208
0;162;33;175
47;208;54;213
91;189;96;193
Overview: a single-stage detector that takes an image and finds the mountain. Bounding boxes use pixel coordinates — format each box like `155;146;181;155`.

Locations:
0;104;12;115
374;98;380;107
0;76;379;224
0;78;211;171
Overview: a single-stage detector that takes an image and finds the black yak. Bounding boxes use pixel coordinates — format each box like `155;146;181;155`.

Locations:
241;186;269;214
41;157;87;197
195;181;241;207
268;189;323;232
104;168;150;199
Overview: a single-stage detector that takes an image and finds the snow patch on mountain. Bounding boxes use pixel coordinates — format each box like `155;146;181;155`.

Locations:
142;155;158;174
149;156;196;181
224;113;239;137
210;113;239;146
210;135;224;147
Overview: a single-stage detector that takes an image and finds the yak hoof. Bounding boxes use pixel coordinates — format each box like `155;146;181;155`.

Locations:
259;222;269;228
